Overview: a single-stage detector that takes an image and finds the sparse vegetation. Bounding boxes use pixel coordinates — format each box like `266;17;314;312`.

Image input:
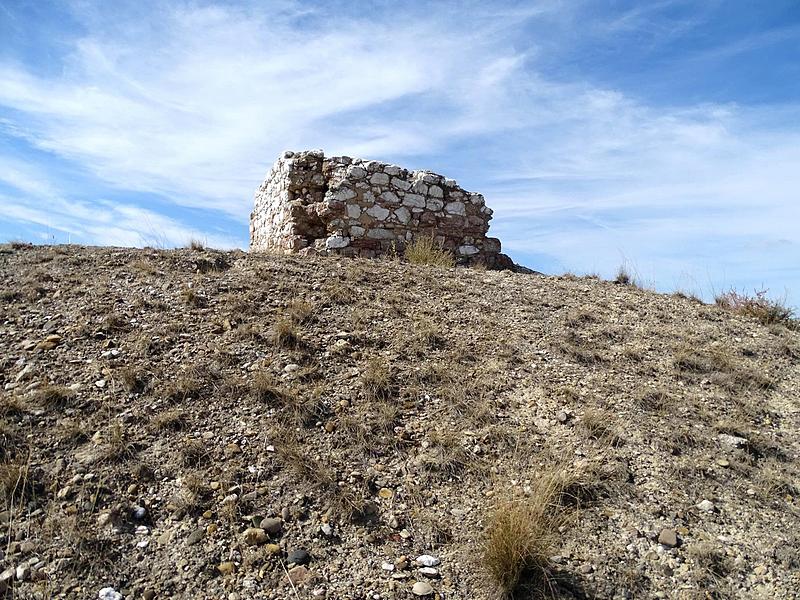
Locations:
1;245;797;599
272;314;299;347
360;357;392;400
181;286;206;307
180;438;208;466
34;384;77;407
404;236;455;267
614;264;633;285
581;407;622;445
716;288;797;329
115;366;147;393
101;421;136;462
151;409;188;431
484;464;588;597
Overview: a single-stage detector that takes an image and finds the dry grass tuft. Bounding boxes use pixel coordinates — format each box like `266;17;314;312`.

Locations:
581;408;623;445
0;462;33;506
34;384;77;407
361;357;392;401
101;421;136;463
715;288;796;329
614;264;638;286
251;371;286;402
405;236;455;268
180;438;208;467
674;344;774;390
181;286;206;308
162;371;204;403
484;465;587;597
636;388;670;412
286;299;315;323
151;409;188;432
188;238;205;251
130;259;157;275
115;366;147;393
272;315;300;348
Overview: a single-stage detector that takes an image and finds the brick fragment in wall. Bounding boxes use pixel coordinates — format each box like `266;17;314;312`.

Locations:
249;150;512;267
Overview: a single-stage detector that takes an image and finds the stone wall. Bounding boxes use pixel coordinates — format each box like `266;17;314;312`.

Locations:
250;150;514;269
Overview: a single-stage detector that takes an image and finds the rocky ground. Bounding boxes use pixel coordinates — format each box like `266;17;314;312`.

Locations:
0;244;798;600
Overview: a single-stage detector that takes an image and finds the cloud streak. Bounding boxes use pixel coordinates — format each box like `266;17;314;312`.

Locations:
0;0;798;305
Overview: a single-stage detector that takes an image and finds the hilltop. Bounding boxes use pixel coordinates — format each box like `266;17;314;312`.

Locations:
1;244;798;599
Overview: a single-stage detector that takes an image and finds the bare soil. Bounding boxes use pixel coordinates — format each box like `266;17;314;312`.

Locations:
1;244;798;599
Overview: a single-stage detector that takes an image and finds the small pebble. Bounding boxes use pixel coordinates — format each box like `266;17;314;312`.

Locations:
415;555;440;567
288;548;311;566
411;581;433;596
696;499;715;512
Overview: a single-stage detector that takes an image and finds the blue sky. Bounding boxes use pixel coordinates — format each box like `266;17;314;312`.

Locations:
1;1;799;306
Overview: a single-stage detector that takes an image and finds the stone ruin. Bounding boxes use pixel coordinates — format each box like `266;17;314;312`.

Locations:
249;150;515;269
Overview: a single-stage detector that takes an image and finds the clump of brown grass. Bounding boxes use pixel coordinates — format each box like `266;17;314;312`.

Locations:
484;465;587;597
180;438;208;467
162;371;204;403
251;371;286;402
188;238;205;251
581;408;623;445
151;409;188;432
324;281;355;305
556;338;605;365
614;264;637;286
100;312;129;333
0;462;32;506
715;288;796;329
411;318;445;352
130;260;157;275
636;388;670;412
405;236;455;268
0;289;21;303
272;315;299;348
361;358;392;401
564;310;597;328
58;420;90;446
181;286;206;308
270;301;314;347
674;344;774;390
101;421;136;463
422;429;473;478
115;366;147;393
34;384;77;407
286;299;315;323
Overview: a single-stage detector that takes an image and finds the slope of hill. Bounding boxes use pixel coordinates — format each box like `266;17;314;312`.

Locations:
1;244;798;599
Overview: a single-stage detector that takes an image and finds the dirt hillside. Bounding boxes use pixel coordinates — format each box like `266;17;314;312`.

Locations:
1;244;798;600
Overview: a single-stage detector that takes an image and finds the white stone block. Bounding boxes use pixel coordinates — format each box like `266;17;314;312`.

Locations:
367;205;390;220
367;228;395;239
380;191;400;204
370;172;390;185
394;207;411;224
403;194;426;208
332;187;357;201
391;177;411;191
348;166;367;179
426;198;444;211
445;201;466;216
326;235;350;249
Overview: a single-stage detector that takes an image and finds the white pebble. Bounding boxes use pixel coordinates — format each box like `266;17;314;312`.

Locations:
98;588;123;600
415;554;440;567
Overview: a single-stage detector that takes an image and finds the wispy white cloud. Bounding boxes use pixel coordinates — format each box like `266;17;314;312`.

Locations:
0;1;798;304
